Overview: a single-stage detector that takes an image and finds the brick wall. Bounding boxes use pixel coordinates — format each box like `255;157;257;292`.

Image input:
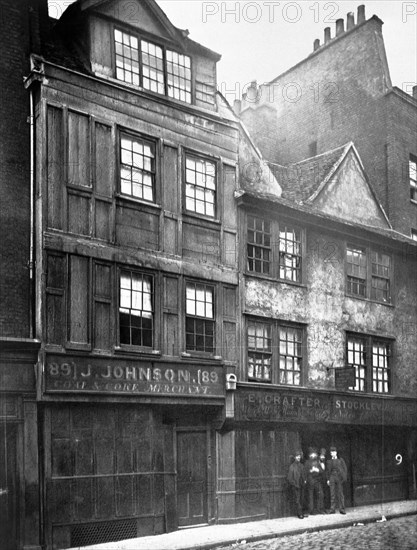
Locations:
386;92;417;235
0;1;45;337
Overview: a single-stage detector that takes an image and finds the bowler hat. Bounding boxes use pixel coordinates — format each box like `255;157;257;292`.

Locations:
330;446;337;452
308;447;317;455
320;448;326;455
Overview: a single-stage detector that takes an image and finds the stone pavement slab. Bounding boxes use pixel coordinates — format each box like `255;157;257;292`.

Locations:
69;500;417;550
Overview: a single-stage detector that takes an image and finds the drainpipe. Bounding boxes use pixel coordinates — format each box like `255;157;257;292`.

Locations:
29;86;36;339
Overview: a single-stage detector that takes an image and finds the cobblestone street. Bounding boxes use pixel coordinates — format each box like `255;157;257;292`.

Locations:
217;515;417;550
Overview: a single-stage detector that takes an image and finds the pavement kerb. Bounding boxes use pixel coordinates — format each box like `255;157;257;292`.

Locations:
185;508;417;550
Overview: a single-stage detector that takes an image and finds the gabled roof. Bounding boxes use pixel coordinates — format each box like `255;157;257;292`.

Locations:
268;144;348;203
74;0;221;60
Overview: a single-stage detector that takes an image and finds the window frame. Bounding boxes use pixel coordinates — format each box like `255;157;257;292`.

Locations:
117;268;157;351
246;212;304;284
183;151;218;220
346;333;392;394
118;131;157;204
184;280;216;356
246;317;305;386
113;26;193;104
345;243;392;304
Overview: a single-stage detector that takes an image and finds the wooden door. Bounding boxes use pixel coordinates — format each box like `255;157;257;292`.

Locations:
0;425;18;550
177;431;208;526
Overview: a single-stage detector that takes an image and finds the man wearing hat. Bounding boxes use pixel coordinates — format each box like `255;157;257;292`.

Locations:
304;447;325;515
287;450;307;518
326;446;347;514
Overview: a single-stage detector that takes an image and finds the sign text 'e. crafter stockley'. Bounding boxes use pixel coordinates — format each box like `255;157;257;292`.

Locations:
236;389;417;427
44;355;225;398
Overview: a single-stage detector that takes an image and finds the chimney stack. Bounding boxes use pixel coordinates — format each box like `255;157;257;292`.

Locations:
313;38;320;51
336;18;345;36
324;27;331;43
413;85;417;100
357;5;366;24
347;12;355;30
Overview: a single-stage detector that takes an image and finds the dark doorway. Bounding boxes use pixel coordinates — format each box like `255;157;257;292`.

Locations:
0;424;19;550
176;430;208;526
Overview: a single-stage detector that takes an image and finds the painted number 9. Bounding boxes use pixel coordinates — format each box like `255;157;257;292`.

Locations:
395;454;402;465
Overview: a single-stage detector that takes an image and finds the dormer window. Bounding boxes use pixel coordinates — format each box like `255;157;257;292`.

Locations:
114;29;192;104
114;29;139;85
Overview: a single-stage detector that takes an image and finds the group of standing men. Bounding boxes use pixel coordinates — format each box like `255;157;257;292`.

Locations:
287;446;347;519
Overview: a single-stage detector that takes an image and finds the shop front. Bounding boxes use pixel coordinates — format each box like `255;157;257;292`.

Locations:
41;353;225;550
216;385;417;522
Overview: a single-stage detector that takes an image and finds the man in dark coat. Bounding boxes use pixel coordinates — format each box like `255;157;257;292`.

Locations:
326;446;347;514
304;447;325;514
287;450;307;518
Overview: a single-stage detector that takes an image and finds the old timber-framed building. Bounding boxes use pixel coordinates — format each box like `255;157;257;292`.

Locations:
0;1;416;549
21;0;278;547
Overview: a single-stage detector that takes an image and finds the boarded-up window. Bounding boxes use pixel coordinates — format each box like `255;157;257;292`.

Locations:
68;111;90;187
47;106;64;229
46;254;66;346
68;256;89;345
94;263;112;351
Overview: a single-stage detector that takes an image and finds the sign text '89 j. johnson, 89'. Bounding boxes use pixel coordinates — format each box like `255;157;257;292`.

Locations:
44;355;225;398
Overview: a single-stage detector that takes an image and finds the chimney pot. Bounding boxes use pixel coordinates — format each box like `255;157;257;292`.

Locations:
357;5;366;24
347;12;355;30
413;85;417;100
336;18;344;36
324;27;331;43
313;38;320;51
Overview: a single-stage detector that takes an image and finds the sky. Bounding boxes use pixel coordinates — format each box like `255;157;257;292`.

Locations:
48;0;417;102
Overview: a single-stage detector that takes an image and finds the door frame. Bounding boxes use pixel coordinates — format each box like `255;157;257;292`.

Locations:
174;426;211;527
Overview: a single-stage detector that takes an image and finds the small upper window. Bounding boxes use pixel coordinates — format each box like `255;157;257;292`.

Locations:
119;271;153;347
247;319;303;385
185;282;215;353
411;229;417;241
185;155;216;217
141;40;165;95
371;251;391;302
346;244;391;303
346;245;367;297
114;30;192;104
114;29;139;85
246;214;303;283
247;320;272;382
347;334;391;394
167;50;192;103
120;134;155;202
279;226;301;282
410;156;417;202
247;215;271;275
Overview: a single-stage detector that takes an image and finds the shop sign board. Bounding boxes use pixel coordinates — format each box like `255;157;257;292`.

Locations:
44;354;225;398
235;388;417;427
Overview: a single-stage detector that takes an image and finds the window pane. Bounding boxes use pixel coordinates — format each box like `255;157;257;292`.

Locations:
141;40;165;94
185;283;215;353
114;29;140;85
119;272;153;347
184;156;216;217
278;326;302;386
247;215;271;274
120;135;155;202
